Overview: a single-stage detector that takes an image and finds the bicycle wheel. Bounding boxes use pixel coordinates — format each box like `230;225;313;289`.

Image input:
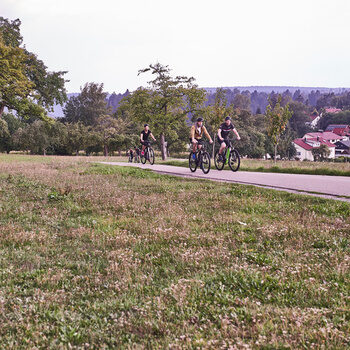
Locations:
188;151;197;172
214;150;225;170
140;150;146;164
228;149;240;172
148;148;155;165
201;151;211;174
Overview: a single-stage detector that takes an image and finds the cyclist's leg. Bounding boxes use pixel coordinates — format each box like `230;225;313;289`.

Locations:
218;138;226;154
141;142;146;154
192;140;198;153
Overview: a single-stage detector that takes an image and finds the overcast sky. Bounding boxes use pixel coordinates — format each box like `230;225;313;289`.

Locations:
2;0;350;92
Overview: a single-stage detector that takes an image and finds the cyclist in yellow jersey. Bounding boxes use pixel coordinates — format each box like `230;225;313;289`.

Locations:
190;118;213;154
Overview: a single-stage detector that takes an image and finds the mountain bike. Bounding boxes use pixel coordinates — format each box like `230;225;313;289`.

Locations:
214;139;240;172
189;142;211;174
134;150;140;163
140;142;155;165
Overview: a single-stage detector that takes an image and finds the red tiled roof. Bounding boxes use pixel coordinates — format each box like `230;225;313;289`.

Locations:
305;132;342;140
325;108;341;114
306;138;335;147
293;138;335;150
293;139;313;150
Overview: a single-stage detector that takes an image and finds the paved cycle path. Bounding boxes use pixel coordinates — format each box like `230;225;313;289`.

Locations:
100;161;350;202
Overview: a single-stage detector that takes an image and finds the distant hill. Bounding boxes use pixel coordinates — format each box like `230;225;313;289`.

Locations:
204;86;349;94
48;86;350;118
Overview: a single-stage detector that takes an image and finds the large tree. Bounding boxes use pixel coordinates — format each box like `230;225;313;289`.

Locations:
63;83;110;126
125;63;206;160
204;88;233;158
0;17;67;120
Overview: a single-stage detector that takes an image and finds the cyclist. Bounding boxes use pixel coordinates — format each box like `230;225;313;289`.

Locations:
134;146;140;162
128;148;134;162
140;124;156;155
217;116;241;161
190;117;213;158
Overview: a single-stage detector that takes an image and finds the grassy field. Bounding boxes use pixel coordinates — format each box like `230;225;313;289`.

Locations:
161;158;350;177
0;155;349;348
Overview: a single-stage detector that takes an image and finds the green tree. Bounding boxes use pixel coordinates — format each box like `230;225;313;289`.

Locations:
232;93;251;111
65;122;90;155
312;144;330;161
0;17;67;120
63;83;110;126
0;113;23;153
132;63;206;160
265;95;292;163
204;88;233;157
14;120;51;155
95;115;125;156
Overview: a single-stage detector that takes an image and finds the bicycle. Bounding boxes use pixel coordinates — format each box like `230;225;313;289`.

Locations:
214;139;240;172
140;141;155;165
128;151;134;163
189;142;211;174
134;151;141;163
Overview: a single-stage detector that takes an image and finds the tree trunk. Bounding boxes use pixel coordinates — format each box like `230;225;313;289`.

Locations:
118;150;121;156
43;149;46;156
212;137;216;159
274;144;277;165
104;144;108;157
160;133;167;161
0;104;4;118
75;150;79;156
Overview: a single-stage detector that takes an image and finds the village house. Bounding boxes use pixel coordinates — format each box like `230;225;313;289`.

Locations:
334;140;350;157
305;114;321;129
303;131;344;144
293;136;335;161
325;124;350;140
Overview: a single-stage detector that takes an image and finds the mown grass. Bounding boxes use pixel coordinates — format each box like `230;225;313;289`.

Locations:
0;156;349;348
162;159;350;177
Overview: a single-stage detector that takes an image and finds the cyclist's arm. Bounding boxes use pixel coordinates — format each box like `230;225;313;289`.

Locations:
190;125;197;142
140;133;144;142
150;133;156;141
217;128;224;140
233;128;241;140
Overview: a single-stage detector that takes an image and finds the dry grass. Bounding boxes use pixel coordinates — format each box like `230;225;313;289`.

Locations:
0;154;349;348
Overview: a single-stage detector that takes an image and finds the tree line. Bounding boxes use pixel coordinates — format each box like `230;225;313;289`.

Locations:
1;16;350;160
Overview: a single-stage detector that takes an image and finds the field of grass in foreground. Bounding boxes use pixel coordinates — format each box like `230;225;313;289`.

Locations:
0;155;349;348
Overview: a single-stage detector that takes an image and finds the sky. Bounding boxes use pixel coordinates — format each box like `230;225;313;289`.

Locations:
2;0;350;93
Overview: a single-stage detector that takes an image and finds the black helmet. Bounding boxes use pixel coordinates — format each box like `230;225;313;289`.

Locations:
144;123;149;127
196;117;204;122
225;116;231;121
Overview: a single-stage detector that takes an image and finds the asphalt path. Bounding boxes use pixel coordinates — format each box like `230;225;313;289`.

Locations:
100;161;350;202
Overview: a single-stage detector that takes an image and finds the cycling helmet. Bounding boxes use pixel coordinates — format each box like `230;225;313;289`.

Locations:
225;116;231;121
144;123;149;127
196;117;204;122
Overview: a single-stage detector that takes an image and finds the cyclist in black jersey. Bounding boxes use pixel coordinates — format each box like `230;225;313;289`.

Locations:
140;124;156;154
217;116;241;161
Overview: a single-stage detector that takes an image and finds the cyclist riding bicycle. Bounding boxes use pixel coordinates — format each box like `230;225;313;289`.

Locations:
190;117;213;158
217;116;241;161
140;124;156;155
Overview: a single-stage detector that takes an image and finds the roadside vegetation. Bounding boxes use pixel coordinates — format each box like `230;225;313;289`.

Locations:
0;155;349;348
161;157;350;177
